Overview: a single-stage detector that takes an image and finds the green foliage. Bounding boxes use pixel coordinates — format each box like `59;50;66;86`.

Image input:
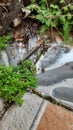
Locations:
0;35;11;51
27;0;73;42
0;60;37;106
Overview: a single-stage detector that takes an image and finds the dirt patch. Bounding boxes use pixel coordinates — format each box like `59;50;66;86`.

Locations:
37;102;73;130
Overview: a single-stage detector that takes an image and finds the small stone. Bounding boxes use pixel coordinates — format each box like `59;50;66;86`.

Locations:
0;26;2;29
22;8;31;18
18;42;22;47
64;47;70;53
41;92;45;97
41;67;45;73
22;44;25;48
13;17;21;27
11;50;17;58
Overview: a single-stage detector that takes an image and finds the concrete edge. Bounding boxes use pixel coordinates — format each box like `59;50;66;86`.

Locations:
30;100;47;130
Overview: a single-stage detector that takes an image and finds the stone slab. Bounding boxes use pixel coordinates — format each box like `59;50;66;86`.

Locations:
0;93;47;130
36;102;73;130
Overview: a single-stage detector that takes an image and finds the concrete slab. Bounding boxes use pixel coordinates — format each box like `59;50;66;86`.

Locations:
0;93;47;130
36;102;73;130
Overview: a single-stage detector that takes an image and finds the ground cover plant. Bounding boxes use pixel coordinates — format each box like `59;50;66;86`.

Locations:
27;0;73;42
0;35;11;51
0;60;37;106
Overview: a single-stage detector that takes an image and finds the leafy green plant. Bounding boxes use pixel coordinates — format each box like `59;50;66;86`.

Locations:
0;35;11;51
0;60;37;106
27;0;73;42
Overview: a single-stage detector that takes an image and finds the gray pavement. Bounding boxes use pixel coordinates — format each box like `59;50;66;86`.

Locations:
1;55;73;130
37;78;73;108
51;87;73;103
37;62;73;86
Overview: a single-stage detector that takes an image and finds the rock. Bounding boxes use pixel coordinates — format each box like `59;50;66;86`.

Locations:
64;47;70;53
22;8;31;18
0;26;2;29
13;17;21;27
22;43;25;48
11;49;17;58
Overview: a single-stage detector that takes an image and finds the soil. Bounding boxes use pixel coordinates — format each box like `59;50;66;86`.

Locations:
37;102;73;130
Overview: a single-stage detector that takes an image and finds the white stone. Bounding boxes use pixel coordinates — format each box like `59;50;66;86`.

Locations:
13;18;21;27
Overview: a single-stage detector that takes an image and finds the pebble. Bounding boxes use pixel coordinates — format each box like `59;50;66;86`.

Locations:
13;17;21;27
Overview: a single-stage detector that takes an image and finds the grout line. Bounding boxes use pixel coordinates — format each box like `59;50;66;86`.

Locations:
29;100;47;130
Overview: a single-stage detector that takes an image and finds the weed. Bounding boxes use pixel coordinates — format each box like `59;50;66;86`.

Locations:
27;0;73;43
0;35;11;51
0;60;37;106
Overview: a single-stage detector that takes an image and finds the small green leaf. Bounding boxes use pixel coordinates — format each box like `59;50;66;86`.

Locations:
60;0;65;3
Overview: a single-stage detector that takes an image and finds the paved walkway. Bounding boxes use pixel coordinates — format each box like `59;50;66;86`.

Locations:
1;78;73;130
1;62;73;130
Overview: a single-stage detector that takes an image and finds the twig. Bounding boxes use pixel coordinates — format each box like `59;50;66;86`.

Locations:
46;0;49;8
28;14;73;20
61;2;73;11
17;38;49;64
0;3;8;12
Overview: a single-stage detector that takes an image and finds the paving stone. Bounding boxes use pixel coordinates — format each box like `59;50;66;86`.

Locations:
0;93;47;130
36;102;73;130
37;79;68;97
37;78;73;108
51;87;73;103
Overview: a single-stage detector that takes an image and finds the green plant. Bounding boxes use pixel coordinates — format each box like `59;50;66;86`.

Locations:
27;0;73;42
0;60;37;106
0;35;11;51
36;52;41;60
